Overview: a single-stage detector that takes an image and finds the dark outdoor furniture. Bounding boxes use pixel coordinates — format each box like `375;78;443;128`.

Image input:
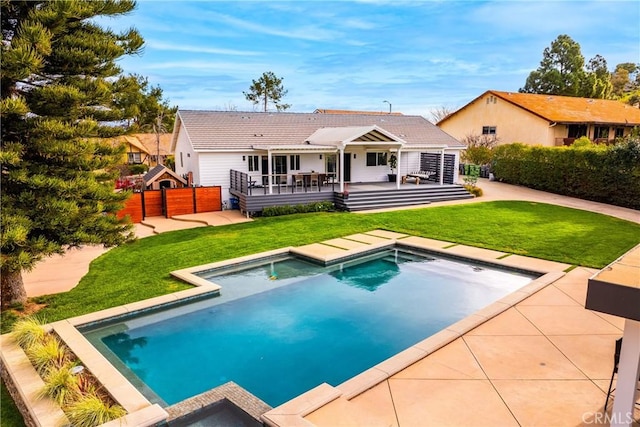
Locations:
604;337;640;412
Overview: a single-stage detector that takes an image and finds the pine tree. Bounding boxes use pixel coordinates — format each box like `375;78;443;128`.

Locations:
520;34;613;99
1;0;145;308
243;71;291;112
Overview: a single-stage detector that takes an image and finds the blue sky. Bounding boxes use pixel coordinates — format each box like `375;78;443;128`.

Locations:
103;0;639;118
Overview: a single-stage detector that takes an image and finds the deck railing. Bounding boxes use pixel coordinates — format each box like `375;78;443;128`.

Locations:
230;170;337;195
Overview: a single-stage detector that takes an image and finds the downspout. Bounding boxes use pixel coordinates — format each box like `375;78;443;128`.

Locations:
267;150;273;194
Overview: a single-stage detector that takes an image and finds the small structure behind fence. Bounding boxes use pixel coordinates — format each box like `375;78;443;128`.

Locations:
117;186;222;223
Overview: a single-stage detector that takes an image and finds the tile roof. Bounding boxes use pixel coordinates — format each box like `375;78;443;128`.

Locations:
439;90;640;125
313;109;404;116
173;110;461;152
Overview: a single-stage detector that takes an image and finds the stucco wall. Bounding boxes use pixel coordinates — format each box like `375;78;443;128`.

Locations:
439;93;555;146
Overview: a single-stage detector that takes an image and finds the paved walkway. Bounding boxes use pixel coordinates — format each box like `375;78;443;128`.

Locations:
22;180;639;297
23;210;252;297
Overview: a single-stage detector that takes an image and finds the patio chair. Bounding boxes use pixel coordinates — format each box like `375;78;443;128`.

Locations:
309;173;319;190
293;174;304;192
603;337;640;412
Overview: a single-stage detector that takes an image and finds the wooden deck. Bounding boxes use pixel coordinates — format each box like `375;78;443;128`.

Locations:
230;181;473;214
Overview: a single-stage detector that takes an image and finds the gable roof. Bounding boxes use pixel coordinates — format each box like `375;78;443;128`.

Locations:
119;135;151;153
306;125;407;147
172;110;462;152
143;164;187;185
134;133;173;156
438;90;640;126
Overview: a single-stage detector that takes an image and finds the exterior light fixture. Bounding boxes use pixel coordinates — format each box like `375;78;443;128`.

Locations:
383;100;392;114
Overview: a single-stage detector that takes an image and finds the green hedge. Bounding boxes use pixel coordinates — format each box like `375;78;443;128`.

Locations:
261;201;335;217
491;140;640;210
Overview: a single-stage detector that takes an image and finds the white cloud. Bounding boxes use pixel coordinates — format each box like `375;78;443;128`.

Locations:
147;40;263;56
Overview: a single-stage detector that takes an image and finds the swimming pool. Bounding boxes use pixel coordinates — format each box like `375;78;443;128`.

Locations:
82;247;536;408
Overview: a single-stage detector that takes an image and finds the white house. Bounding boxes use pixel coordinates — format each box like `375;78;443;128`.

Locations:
170;110;467;212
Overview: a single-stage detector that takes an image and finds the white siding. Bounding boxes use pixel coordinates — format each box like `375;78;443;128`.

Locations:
198;152;247;202
400;152;422;174
174;124;200;183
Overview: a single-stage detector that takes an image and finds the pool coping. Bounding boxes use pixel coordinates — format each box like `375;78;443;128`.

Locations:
0;230;571;427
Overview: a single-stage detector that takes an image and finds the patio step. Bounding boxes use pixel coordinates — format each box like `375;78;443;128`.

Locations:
337;185;473;211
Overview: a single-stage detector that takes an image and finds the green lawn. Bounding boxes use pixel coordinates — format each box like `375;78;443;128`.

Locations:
2;200;639;426
30;201;640;324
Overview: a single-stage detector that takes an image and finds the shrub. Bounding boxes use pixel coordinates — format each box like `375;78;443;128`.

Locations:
65;393;126;427
129;164;148;175
26;334;69;374
464;185;483;197
39;364;80;406
461;133;499;165
10;316;127;425
462;166;480;187
491;138;640;210
11;317;46;349
262;201;335;217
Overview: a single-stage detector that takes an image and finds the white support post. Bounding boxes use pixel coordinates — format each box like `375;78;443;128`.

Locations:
267;150;273;194
396;149;401;189
339;148;344;193
611;319;640;427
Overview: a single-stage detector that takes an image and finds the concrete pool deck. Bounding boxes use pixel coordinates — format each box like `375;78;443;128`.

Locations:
257;233;639;427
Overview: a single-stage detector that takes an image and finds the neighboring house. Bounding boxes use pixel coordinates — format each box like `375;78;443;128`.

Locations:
136;133;173;166
143;164;187;190
112;134;173;167
437;90;640;147
117;135;152;165
171;110;466;210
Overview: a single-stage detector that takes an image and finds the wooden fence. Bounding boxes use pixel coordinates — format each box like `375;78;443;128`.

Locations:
117;186;222;223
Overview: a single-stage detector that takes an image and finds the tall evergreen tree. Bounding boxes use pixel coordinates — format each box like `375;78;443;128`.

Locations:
112;74;177;133
520;34;586;96
582;54;612;99
243;71;291;112
520;34;613;99
1;0;145;308
611;62;640;104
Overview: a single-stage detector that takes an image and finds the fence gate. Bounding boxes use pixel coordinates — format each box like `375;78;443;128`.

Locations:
142;190;164;217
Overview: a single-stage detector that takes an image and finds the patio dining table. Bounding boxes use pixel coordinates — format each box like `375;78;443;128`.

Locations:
297;172;327;187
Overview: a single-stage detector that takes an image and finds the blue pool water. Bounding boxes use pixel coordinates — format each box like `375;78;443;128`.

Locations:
83;248;535;407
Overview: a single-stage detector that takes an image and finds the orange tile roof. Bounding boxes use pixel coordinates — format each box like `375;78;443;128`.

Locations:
439;91;640;125
490;91;640;124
